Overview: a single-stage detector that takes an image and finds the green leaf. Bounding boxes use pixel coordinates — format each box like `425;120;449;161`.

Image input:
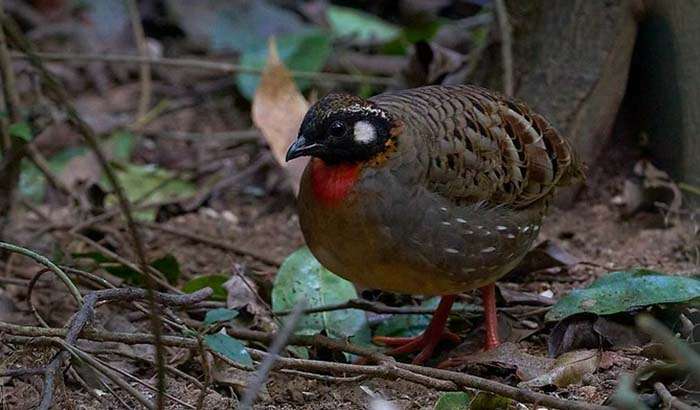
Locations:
168;0;307;54
204;308;239;325
204;333;253;367
469;392;512;410
183;274;228;301
375;297;440;338
327;6;400;44
107;131;135;162
236;29;331;100
271;247;370;339
151;254;181;284
19;159;46;202
104;163;196;220
9;122;32;141
19;146;87;202
546;269;700;322
75;251;181;286
434;391;470;410
374;298;475;339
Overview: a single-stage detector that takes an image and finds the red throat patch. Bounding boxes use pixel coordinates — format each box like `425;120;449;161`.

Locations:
309;158;361;207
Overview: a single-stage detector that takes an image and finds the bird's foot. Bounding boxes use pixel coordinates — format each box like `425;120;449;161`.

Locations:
373;330;461;365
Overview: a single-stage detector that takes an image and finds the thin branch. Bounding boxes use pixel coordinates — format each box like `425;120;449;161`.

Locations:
125;0;151;121
1;322;613;410
1;16;170;409
274;297;481;316
494;0;514;96
26;144;78;200
72;344;196;409
240;301;306;409
195;336;212;410
140;221;283;266
10;51;398;86
0;241;82;304
59;341;156;410
0;0;24;242
68;232;178;292
654;382;695;410
637;314;700;381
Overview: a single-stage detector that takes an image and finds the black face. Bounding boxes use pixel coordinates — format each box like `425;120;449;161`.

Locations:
285;93;393;164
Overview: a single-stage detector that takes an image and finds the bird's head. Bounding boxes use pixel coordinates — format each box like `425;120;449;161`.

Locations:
286;93;396;164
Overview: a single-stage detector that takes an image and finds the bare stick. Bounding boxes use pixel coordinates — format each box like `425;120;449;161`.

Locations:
59;341;156;410
70;344;196;409
240;300;306;409
68;232;179;292
141;222;283;266
0;0;24;241
1;16;171;409
4;288;211;410
10;51;397;86
637;314;700;381
0;241;82;304
1;323;612;410
125;0;151;121
654;382;695;410
494;0;514;96
274;297;481;316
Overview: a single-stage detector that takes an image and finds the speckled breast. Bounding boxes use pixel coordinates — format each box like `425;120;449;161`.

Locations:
297;163;545;296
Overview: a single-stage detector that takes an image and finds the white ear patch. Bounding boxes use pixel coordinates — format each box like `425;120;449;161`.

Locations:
353;121;376;144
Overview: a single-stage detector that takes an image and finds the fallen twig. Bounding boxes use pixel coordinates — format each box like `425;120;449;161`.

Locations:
0;241;82;304
0;0;24;241
637;314;700;381
59;341;156;410
1;288;211;410
126;0;152;122
140;221;283;266
1;15;171;408
0;321;613;410
654;382;695;410
240;300;306;409
10;51;398;86
494;0;514;96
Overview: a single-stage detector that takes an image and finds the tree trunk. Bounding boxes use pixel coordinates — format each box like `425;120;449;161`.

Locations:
635;0;700;205
477;0;641;205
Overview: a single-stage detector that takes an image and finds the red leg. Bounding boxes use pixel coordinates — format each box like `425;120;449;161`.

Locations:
480;283;500;350
373;295;459;364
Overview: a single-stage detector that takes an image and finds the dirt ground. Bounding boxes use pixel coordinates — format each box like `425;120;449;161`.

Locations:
2;127;697;409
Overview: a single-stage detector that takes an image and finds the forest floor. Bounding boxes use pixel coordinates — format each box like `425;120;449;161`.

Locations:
1;94;697;408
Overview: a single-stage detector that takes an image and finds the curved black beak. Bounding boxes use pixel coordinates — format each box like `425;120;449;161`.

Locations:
285;135;324;161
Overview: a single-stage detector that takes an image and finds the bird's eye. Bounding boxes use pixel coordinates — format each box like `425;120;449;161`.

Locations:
328;121;346;137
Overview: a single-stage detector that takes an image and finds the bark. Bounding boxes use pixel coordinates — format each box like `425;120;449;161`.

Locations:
476;0;642;205
635;0;700;205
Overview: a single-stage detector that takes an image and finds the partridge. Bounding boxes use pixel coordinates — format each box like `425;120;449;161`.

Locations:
286;85;582;364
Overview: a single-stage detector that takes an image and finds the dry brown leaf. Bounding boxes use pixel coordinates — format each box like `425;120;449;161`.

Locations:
519;349;600;388
252;37;310;194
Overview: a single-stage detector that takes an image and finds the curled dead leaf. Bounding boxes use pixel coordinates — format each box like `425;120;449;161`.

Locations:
252;37;310;194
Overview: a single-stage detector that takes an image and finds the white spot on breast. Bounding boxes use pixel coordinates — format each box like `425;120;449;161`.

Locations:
481;247;496;253
353;121;376;144
444;248;460;254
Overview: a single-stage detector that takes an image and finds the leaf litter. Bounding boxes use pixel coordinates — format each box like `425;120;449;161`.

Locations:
3;2;700;409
